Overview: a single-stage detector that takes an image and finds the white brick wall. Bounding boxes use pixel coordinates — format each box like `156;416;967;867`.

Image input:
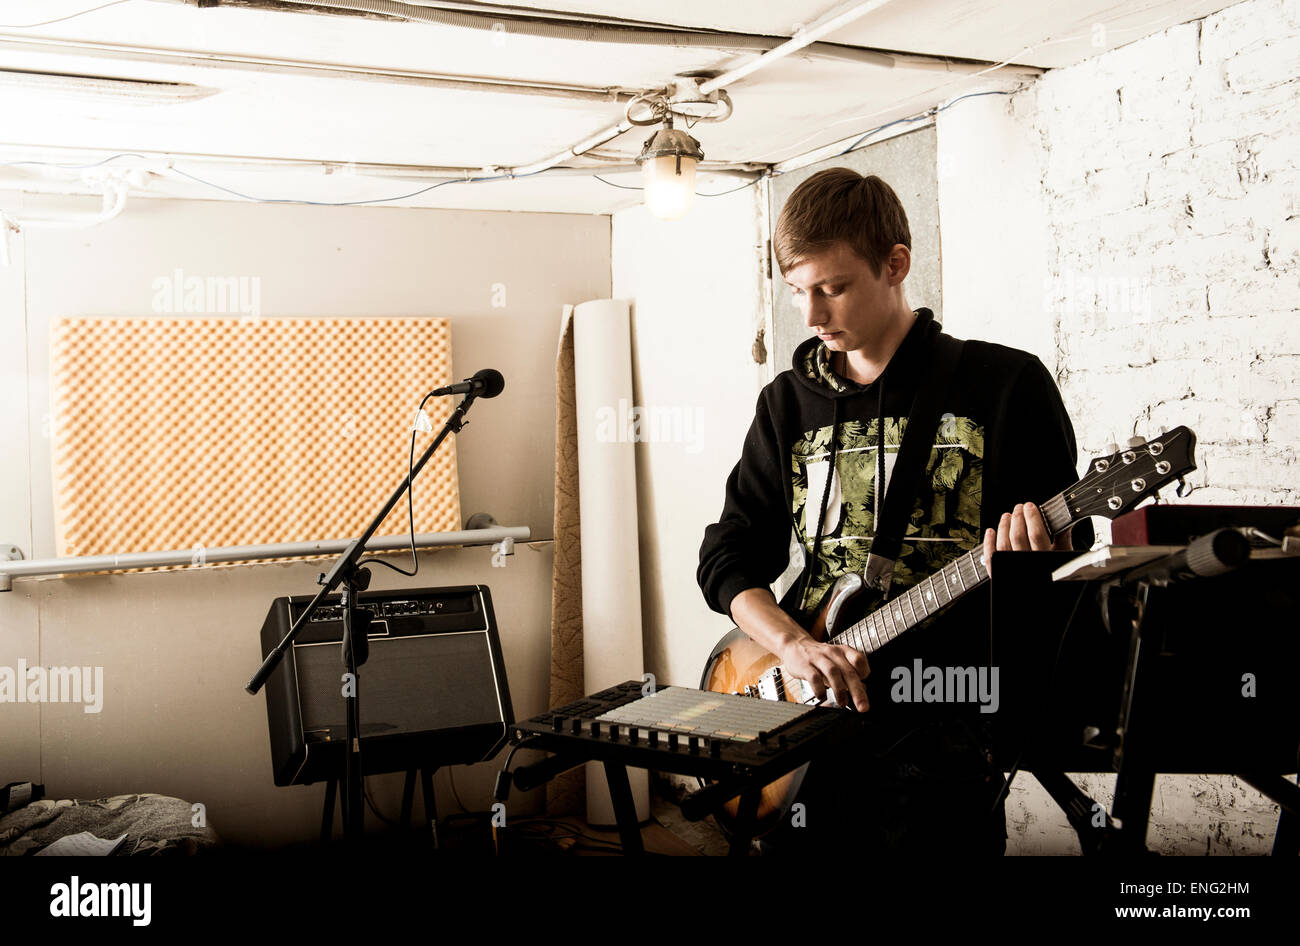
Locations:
944;0;1298;854
1040;0;1300;513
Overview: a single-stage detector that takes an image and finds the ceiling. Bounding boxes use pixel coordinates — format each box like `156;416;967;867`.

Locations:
0;0;1241;215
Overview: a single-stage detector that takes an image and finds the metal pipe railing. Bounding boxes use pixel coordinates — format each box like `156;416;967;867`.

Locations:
0;526;531;591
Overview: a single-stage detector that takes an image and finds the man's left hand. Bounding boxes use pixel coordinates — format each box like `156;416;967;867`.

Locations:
982;501;1056;575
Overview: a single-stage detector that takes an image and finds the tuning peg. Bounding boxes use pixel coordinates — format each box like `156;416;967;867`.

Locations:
1127;436;1146;448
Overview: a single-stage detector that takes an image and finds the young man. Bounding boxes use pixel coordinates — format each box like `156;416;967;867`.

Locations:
696;168;1083;854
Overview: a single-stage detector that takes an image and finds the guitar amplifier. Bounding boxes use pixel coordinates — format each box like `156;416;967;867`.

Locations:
259;584;513;787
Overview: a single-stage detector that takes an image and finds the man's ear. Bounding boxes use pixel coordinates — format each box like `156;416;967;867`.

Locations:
888;244;911;285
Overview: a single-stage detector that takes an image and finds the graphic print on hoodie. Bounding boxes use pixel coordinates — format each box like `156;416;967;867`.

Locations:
792;336;984;618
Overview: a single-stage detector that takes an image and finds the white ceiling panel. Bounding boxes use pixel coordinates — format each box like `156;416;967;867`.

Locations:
0;0;1245;214
828;0;1240;68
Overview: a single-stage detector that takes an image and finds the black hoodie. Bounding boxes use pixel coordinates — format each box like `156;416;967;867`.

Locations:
697;308;1084;631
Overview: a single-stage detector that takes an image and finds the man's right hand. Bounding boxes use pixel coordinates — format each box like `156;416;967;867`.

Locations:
777;636;871;712
729;586;871;712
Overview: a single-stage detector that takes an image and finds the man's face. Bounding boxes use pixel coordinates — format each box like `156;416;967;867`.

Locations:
782;241;904;354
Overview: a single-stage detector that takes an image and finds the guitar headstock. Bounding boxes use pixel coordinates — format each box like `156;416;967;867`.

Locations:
1065;426;1198;522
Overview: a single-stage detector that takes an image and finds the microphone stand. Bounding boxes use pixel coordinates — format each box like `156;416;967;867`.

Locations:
246;389;483;845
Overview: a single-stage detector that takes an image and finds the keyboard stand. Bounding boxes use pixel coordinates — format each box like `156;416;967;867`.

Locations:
508;682;865;856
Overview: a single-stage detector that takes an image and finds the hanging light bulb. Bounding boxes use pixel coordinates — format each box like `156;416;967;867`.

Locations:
635;116;703;221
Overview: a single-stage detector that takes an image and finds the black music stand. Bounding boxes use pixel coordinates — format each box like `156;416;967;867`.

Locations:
990;549;1300;855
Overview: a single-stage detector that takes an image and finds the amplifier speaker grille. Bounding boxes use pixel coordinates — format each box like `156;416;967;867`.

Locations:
260;585;511;786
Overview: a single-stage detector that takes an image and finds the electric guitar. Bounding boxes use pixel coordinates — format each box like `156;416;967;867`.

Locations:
699;427;1198;835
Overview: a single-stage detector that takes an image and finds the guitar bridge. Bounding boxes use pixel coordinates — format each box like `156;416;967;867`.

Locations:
770;667;787;701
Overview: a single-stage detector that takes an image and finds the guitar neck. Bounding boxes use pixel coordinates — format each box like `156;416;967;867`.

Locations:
827;491;1075;655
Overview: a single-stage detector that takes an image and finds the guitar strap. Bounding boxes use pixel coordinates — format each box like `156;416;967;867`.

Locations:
863;331;965;599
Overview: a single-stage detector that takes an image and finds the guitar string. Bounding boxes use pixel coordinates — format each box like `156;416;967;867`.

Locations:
1046;428;1190;515
825;428;1190;653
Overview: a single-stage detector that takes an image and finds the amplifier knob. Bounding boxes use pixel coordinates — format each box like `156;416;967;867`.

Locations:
609;724;620;741
629;726;639;743
668;732;679;750
590;721;601;737
648;730;659;746
570;718;582;734
709;739;722;758
551;716;564;731
688;735;700;753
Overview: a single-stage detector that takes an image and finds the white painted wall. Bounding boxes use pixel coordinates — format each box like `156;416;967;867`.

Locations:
937;0;1297;854
0;192;609;847
611;186;766;692
936;89;1055;372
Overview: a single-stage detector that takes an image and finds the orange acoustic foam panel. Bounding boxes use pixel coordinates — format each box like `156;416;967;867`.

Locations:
51;316;461;562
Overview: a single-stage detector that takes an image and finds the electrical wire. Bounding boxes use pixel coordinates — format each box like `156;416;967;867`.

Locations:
503;817;635;853
167;164;548;207
591;173;760;198
590;174;642;191
355;390;437;577
446;766;474;815
837;89;1016;156
774;8;1179;162
0;153;150;170
0;0;133;28
0;42;1096;218
4;152;761;210
363;780;401;827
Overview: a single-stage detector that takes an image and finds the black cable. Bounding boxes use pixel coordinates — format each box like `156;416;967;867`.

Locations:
506;818;629;852
167;165;549;207
446;767;474;815
356;390;437;577
362;779;400;828
591;173;761;197
494;735;544;797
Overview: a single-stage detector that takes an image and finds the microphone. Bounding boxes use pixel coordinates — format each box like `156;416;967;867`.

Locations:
431;368;505;398
1121;528;1250;589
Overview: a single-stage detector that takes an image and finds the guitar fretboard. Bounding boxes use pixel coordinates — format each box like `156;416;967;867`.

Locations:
826;492;1073;655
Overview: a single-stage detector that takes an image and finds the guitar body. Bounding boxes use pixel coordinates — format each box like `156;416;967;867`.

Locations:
699;574;864;836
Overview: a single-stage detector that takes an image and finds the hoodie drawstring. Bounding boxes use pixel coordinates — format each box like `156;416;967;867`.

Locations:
875;375;886;524
809;398;841;608
808;365;887;612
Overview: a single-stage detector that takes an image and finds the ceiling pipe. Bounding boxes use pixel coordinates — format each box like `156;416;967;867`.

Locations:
0;34;642;104
2;0;1033;196
4;181;129;229
223;0;897;67
698;0;895;94
0;145;765;197
511;0;896;177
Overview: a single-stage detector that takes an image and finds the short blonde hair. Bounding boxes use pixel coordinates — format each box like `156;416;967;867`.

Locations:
774;168;911;277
